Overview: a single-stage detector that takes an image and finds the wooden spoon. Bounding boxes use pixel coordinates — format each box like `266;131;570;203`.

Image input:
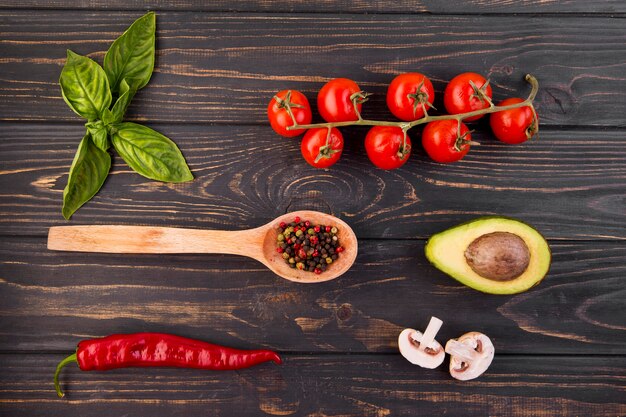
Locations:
47;210;357;283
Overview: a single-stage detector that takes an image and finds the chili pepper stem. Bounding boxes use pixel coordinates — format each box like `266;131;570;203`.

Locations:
286;74;539;132
54;352;78;398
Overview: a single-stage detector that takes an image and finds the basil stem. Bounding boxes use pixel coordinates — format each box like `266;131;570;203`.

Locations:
111;122;193;183
59;50;111;121
62;134;112;220
104;12;156;94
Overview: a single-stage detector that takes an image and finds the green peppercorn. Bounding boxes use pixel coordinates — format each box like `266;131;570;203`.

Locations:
282;252;290;260
331;227;338;234
289;257;295;264
296;262;305;270
296;230;303;237
277;234;284;242
326;257;333;264
308;228;315;235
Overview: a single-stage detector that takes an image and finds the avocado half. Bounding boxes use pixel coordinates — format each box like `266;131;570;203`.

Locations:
425;217;551;295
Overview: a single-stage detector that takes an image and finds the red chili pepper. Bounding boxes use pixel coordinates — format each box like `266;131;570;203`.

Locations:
54;333;281;398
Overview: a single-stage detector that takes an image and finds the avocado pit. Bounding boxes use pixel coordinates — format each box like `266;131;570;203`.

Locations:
464;232;530;281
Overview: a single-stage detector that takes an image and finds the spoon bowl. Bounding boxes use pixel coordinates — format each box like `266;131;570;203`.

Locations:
259;210;358;283
47;210;358;283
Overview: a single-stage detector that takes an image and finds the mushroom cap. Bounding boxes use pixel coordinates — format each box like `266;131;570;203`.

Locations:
398;328;445;369
446;331;495;381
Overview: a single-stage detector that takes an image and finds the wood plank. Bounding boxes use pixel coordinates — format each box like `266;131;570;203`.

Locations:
1;12;626;127
0;354;624;416
1;123;624;240
1;0;626;14
1;237;624;354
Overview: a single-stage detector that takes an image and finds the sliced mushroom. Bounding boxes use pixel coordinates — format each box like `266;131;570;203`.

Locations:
445;331;494;380
398;316;445;369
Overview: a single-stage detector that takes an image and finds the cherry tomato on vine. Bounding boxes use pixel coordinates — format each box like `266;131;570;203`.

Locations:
386;73;435;121
422;120;472;163
317;78;365;123
443;72;492;121
267;90;312;137
490;98;538;144
364;126;411;170
301;127;344;168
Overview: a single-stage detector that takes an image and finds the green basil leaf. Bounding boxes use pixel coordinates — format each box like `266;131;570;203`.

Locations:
62;134;111;219
110;79;137;123
104;12;156;94
101;108;115;126
59;50;112;120
111;122;193;183
85;121;110;151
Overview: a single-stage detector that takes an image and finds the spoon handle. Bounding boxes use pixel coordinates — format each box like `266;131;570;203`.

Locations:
48;225;264;257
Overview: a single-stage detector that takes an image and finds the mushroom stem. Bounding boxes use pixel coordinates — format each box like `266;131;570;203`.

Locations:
445;339;480;363
412;316;443;351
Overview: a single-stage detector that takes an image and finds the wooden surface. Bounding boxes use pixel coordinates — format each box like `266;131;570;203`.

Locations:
0;3;625;417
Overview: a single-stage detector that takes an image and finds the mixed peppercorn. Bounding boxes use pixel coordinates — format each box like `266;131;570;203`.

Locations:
276;216;344;274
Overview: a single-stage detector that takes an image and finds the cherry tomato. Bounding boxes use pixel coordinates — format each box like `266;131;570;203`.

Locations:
443;72;492;121
490;98;538;144
267;90;312;137
317;78;363;122
301;127;344;168
386;73;435;121
364;126;411;170
422;120;472;163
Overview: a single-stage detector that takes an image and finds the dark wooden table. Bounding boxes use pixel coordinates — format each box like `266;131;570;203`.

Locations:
1;1;625;416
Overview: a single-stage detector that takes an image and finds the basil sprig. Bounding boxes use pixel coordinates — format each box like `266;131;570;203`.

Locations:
58;12;193;219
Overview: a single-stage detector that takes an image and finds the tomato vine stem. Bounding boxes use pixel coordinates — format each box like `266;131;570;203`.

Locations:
286;74;539;134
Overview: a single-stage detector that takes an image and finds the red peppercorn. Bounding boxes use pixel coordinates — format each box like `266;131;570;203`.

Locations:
298;249;306;258
314;226;321;233
325;226;332;233
336;246;344;253
294;216;301;223
294;226;299;232
294;243;301;250
305;220;311;227
279;222;286;228
314;268;321;275
276;247;284;253
312;250;319;257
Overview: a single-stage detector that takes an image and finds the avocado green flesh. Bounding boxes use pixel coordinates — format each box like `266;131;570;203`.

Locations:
425;217;551;295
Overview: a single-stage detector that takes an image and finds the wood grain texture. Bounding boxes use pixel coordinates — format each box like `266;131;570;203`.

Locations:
1;0;625;14
1;354;624;417
0;5;625;416
1;238;623;354
1;123;624;239
1;12;626;126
